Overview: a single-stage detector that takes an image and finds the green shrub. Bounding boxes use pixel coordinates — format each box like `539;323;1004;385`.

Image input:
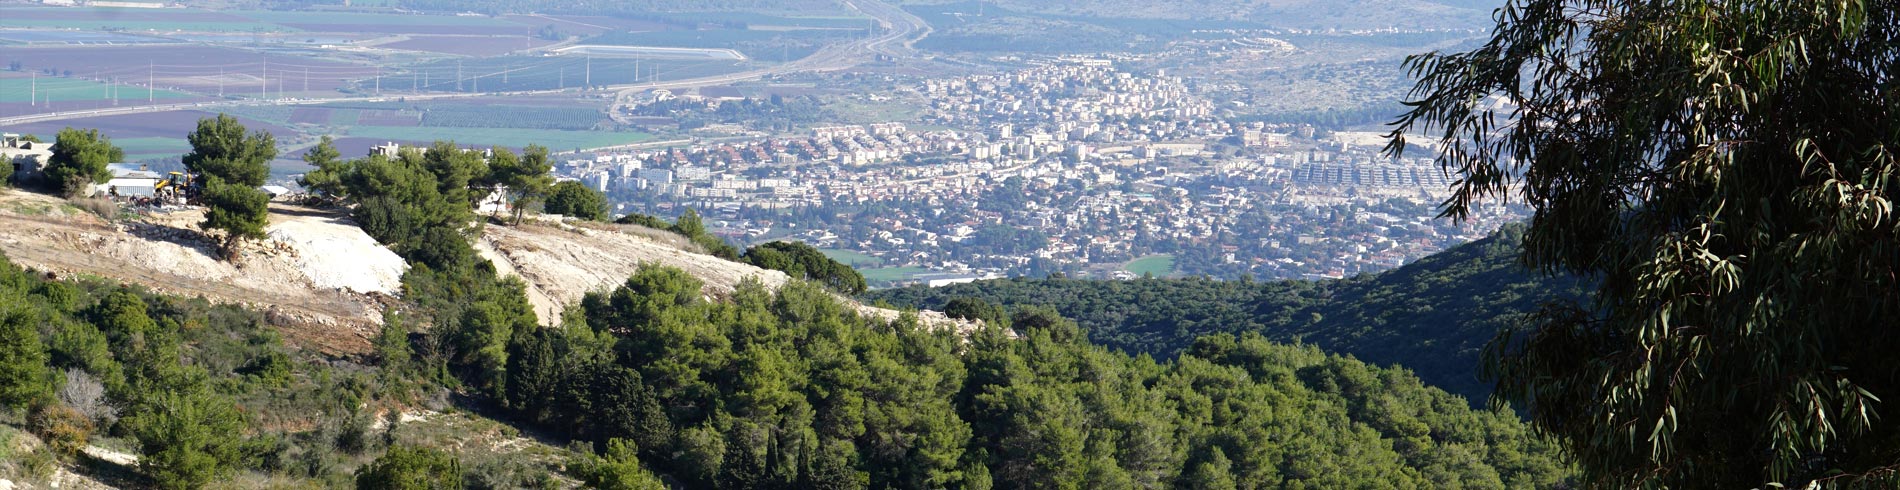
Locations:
355;445;463;490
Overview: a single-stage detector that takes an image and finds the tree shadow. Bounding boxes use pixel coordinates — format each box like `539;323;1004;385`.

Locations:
71;448;147;489
271;205;349;219
121;221;221;261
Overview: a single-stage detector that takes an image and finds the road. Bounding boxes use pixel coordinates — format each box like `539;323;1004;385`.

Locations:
0;0;930;127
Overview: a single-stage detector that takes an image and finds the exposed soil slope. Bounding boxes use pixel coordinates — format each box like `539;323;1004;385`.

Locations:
0;189;971;356
478;219;972;332
0;190;396;354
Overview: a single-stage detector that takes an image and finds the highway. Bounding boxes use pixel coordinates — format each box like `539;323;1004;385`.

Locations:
0;0;929;127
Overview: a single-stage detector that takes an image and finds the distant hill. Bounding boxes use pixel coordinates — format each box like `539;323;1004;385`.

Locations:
864;223;1589;403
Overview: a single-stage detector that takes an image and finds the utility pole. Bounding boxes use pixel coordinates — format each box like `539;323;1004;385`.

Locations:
302;67;308;93
218;68;224;97
456;60;463;91
559;66;565;89
262;57;269;99
634;59;640;83
148;62;154;102
29;71;35;107
375;66;381;94
585;55;592;87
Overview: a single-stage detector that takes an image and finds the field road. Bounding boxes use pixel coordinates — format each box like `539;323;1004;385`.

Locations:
0;0;930;128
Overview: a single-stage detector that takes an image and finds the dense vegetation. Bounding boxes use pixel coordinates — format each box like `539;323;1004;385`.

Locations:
866;224;1588;402
741;240;868;294
544;180;609;222
0;251;465;488
489;265;1572;488
5;124;1577;487
43;128;120;197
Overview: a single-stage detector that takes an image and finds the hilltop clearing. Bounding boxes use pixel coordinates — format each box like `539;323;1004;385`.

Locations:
0;189;399;354
477;218;969;331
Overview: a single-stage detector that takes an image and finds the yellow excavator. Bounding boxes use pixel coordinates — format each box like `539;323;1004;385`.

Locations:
154;171;199;204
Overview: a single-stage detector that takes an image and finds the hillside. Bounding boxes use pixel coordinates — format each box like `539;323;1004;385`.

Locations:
0;135;1571;487
865;223;1590;403
0;247;1574;488
0;188;956;358
474;218;968;331
0;189;401;355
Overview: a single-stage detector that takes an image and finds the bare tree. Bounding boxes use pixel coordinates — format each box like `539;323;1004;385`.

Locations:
58;368;116;425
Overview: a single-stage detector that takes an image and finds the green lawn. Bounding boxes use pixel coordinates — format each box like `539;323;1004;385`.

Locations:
343;126;653;151
861;267;927;283
820;249;882;267
0;77;194;103
1124;254;1177;276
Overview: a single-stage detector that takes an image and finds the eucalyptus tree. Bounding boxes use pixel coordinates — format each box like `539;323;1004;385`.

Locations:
1388;0;1900;487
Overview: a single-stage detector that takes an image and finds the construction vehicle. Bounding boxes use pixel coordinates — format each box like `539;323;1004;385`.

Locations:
154;171;201;204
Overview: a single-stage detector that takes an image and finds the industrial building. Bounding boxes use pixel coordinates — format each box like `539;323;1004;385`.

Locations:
98;163;163;198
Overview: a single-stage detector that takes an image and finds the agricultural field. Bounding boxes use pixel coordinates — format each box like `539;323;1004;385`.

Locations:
3;110;290;141
381;36;558;57
111;136;194;160
0;45;378;96
238;10;527;27
0;6;544;34
1124;254;1177;276
0;30;167;44
506;14;671;36
586;28;866;62
631;12;872;29
418;104;605;130
334;126;653;151
371;55;749;93
0;75;194;103
862;266;929;284
553;45;747;60
820;248;883;268
0;4;890;177
352;109;421;126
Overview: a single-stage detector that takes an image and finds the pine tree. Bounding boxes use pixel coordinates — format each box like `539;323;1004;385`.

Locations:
0;300;52;410
128;390;247;490
183;114;276;259
45;127;122;197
